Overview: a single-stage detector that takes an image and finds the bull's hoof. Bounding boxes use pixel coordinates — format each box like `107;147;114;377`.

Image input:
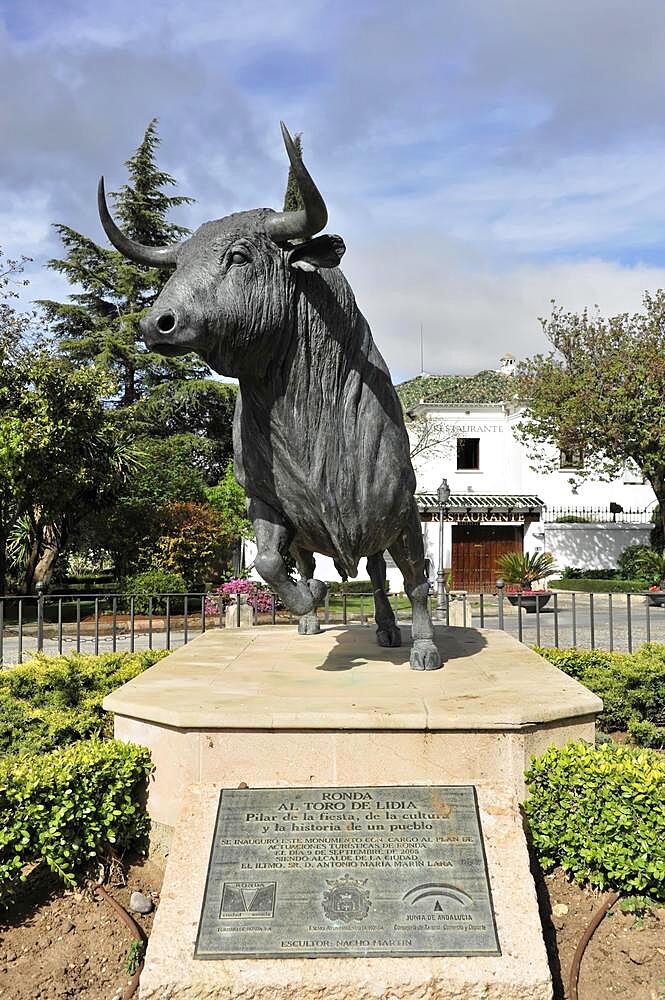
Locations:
298;612;320;635
308;578;328;604
377;625;402;647
410;639;442;671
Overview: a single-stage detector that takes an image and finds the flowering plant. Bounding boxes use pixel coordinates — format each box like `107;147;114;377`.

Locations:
205;578;276;615
505;586;548;595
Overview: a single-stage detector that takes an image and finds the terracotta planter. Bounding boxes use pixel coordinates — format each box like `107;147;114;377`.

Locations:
506;593;552;613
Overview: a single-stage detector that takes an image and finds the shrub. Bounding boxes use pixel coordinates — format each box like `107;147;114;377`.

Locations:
549;578;646;593
148;501;226;588
0;739;152;902
205;578;275;615
0;650;168;757
617;544;651;581
629;719;665;749
327;579;377;595
535;643;665;731
122;568;187;614
560;567;619;580
635;548;665;588
524;742;665;897
532;646;616;679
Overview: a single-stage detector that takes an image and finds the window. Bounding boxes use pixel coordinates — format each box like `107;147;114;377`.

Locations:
457;437;479;470
559;446;584;470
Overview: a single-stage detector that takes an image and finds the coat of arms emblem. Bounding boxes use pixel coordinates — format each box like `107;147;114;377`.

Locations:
322;875;371;923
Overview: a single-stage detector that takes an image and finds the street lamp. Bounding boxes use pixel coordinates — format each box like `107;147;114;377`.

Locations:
435;478;451;620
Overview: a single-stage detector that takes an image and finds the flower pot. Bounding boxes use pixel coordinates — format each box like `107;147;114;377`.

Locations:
506;593;552;613
647;591;665;607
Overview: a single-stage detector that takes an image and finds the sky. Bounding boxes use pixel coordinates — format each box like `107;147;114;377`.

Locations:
3;0;665;382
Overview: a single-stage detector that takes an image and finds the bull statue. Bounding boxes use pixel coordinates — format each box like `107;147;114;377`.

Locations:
98;124;441;670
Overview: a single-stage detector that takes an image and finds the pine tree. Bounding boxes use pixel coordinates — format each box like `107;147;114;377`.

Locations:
39;119;208;406
282;132;305;212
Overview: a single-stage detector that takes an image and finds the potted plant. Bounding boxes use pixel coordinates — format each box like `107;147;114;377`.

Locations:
496;551;558;612
635;549;665;606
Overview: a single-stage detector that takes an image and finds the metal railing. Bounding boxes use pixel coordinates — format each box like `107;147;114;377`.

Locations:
1;586;663;665
543;505;655;523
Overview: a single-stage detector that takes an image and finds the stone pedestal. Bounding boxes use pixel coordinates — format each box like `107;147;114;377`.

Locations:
103;625;601;837
139;782;553;999
225;595;255;629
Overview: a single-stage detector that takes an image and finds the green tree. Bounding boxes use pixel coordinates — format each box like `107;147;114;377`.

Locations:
518;293;665;540
0;338;140;593
282;132;304;212
38;118;206;406
127;379;236;483
0;250;34;593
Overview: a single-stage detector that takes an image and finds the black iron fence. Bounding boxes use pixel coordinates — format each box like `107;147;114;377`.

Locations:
1;587;664;665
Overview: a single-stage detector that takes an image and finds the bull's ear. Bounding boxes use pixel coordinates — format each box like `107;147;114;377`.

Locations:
287;234;346;271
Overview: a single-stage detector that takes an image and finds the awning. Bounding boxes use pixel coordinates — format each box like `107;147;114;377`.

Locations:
416;494;544;522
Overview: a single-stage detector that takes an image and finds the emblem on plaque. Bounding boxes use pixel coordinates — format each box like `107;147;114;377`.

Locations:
322;875;371;923
219;881;276;918
403;882;472;907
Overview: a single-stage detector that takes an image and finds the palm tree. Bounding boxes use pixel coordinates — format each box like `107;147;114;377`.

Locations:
496;551;558;591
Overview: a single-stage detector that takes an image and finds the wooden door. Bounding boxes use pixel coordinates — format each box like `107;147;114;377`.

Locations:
451;524;523;592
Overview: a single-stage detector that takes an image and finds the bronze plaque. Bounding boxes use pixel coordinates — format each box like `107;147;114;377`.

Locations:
195;785;500;959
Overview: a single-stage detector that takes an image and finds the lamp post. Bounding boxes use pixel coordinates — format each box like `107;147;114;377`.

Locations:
435;478;451;621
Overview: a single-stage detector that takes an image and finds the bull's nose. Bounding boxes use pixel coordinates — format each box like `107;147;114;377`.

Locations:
156;309;177;334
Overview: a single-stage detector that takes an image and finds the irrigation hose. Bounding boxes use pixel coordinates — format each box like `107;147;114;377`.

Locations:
568;891;621;1000
86;880;148;1000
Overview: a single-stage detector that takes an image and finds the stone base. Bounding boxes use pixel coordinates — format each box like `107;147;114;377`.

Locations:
103;625;601;832
139;782;553;1000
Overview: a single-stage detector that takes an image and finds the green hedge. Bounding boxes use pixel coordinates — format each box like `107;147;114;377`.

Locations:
0;650;168;757
327;579;377;595
628;719;665;749
535;643;665;733
525;742;665;897
0;739;152;903
121;569;187;614
550;578;647;593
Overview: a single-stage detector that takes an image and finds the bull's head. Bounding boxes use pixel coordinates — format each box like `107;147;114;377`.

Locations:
98;123;345;377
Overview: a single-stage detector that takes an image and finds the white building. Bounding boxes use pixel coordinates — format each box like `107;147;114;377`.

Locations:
248;355;655;592
402;354;655;591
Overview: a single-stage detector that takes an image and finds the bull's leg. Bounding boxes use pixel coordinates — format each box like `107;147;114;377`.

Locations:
294;548;327;635
388;505;442;671
367;552;401;647
250;499;317;616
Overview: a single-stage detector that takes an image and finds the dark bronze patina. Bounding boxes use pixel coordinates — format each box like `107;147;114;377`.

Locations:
98;124;441;669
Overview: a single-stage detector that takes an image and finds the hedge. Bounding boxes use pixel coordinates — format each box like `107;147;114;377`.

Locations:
0;739;152;904
535;643;665;734
525;742;665;897
0;650;168;757
550;578;647;593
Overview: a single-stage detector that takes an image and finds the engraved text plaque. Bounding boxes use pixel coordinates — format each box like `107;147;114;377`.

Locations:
195;785;499;959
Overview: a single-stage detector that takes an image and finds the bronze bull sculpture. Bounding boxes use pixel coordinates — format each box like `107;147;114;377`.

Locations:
98;124;441;669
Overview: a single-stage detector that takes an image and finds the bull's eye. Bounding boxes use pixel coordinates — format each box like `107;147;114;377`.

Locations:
230;251;249;266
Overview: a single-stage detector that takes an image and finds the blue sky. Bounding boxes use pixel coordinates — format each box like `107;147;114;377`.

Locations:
3;0;665;380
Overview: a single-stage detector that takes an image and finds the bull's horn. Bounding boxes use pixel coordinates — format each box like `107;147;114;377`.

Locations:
97;177;180;266
266;122;328;242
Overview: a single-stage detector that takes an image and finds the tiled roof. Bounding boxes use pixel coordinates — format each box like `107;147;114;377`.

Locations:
396;370;522;410
417;493;543;513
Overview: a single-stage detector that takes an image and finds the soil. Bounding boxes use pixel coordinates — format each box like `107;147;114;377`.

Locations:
0;862;663;999
0;860;163;1000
